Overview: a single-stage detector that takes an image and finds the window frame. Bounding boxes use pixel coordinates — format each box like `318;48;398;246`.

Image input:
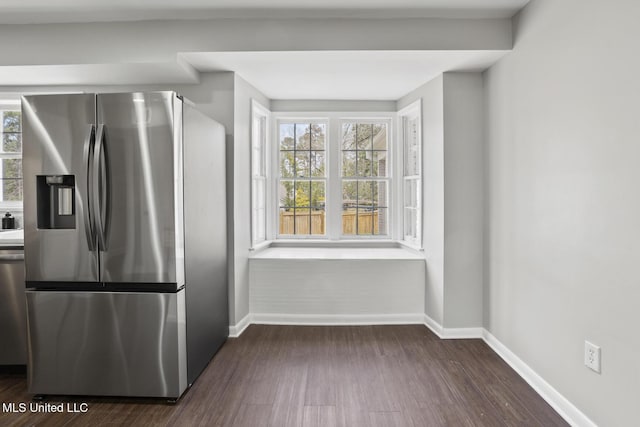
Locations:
0;100;23;212
274;117;330;239
271;111;396;241
338;118;393;239
250;99;270;248
398;100;423;249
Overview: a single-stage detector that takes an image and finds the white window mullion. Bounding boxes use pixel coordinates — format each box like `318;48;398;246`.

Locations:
327;118;341;240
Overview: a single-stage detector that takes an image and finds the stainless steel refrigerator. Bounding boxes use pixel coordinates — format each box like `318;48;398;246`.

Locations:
21;91;228;399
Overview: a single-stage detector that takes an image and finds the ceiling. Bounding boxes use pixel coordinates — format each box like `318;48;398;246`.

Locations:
0;0;530;24
0;1;526;100
182;51;508;100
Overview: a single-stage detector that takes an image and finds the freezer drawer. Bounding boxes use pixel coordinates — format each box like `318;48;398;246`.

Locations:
26;289;187;398
0;248;27;365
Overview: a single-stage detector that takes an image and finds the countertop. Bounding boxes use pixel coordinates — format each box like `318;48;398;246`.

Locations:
0;229;24;247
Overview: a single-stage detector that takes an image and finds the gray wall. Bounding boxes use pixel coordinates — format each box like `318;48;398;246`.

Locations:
232;75;271;324
442;73;484;328
398;75;445;325
484;0;640;425
270;100;396;112
0;18;511;66
398;73;484;329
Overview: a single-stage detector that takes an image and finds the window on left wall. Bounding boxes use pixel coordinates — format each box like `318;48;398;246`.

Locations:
251;100;270;246
0;104;22;207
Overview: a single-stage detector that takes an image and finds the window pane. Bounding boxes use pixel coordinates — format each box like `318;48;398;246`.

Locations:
341;180;388;236
342;180;357;210
376;207;388;235
404;208;416;238
310;181;325;208
279;123;295;150
252;147;262;175
294;181;310;207
371;124;387;150
372;151;387;177
310;206;325;235
373;181;388;208
310;124;326;150
253;179;265;209
356;207;373;234
357;180;373;208
350;206;387;235
356;151;372;177
342;204;356;235
280;152;295;178
1;179;22;201
352;207;386;235
310;151;325;177
294;123;311;150
2;111;20;132
342;151;356;177
279;207;294;234
342;123;356;149
2;159;22;179
404;180;416;208
2;133;21;153
279;180;295;207
293;208;310;234
294;151;310;177
355;124;372;150
404;117;419;176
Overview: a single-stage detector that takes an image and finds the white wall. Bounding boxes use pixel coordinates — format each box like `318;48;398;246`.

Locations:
484;0;640;425
232;75;271;325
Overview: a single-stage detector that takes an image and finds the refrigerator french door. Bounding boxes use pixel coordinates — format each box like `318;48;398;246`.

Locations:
23;92;184;289
22;92;227;399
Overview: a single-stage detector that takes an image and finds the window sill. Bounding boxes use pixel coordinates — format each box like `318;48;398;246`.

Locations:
249;242;424;261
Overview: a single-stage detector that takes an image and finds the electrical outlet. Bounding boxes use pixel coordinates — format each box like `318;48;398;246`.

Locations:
584;341;601;373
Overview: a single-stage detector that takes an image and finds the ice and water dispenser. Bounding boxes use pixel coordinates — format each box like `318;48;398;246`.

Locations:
36;175;76;229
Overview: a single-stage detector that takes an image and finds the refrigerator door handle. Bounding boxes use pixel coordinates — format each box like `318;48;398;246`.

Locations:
82;124;96;251
93;124;110;251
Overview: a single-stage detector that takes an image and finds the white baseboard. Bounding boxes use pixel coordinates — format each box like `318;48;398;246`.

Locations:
423;314;484;339
423;314;444;337
482;330;596;427
228;313;252;338
252;312;425;326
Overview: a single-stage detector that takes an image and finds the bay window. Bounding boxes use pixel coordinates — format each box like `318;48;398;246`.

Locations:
274;113;394;241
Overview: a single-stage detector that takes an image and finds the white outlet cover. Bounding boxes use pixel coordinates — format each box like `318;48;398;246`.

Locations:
584;341;601;373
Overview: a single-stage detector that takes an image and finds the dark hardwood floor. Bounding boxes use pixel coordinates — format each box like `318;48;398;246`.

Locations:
0;325;567;426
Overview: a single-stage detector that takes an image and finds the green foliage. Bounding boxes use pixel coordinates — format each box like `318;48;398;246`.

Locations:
280;123;326;209
2;111;20;133
341;123;387;207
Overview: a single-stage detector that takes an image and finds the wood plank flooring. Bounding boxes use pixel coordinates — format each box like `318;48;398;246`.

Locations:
0;325;568;426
